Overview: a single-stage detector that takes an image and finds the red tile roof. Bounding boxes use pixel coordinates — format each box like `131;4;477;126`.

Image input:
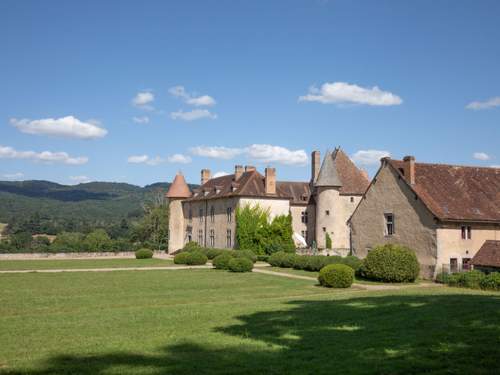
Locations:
166;173;192;198
472;240;500;268
334;149;371;195
388;160;500;222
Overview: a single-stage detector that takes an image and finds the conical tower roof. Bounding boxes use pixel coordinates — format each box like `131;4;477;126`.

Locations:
315;148;343;187
166;173;192;198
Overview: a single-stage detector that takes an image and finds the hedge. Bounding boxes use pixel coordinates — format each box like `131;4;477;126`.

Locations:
479;272;500;291
135;248;153;259
185;251;208;265
268;251;296;268
174;252;191;264
444;270;500;291
360;244;420;282
268;253;363;273
234;249;257;263
318;264;354;288
228;257;254;272
213;253;234;270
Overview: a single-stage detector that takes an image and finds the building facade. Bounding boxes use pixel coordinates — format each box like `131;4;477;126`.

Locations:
349;156;500;278
166;148;370;253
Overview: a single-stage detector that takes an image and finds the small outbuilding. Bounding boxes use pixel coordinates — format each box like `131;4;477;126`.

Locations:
472;240;500;273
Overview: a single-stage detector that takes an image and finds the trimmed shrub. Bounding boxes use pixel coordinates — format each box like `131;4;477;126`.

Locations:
205;248;225;260
174;252;191;264
268;251;286;267
361;244;420;282
293;255;309;270
213;253;235;270
268;251;296;268
480;272;500;291
447;272;466;287
435;272;450;284
235;249;257;263
341;256;363;273
228;257;254;272
257;255;269;262
318;264;354;288
185;251;208;265
135;248;153;259
304;256;326;272
183;241;202;252
462;270;485;289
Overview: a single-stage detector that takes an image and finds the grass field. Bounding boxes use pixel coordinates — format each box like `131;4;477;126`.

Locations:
0;258;173;271
0;268;499;374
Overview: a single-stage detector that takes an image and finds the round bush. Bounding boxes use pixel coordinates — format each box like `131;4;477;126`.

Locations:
318;264;354;288
235;249;257;263
183;241;202;252
228;257;254;272
480;272;500;291
213;253;234;270
135;248;153;259
462;270;485;289
205;248;224;260
185;251;208;265
174;252;191;264
361;244;420;282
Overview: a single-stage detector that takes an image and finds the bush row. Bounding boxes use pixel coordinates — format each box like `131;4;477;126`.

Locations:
268;251;363;273
173;251;208;266
436;270;500;291
180;242;257;263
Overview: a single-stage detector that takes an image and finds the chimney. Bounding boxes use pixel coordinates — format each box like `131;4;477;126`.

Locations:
234;165;243;180
403;155;415;185
245;165;256;172
265;167;276;195
201;169;211;186
311;150;320;182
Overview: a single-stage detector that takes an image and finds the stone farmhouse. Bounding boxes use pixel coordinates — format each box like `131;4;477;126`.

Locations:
167;148;370;254
349;156;500;278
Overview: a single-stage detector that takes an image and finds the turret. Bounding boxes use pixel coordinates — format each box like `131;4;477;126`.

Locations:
167;173;192;253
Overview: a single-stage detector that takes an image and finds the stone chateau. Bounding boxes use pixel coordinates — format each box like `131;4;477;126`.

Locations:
167;148;500;278
167;148;369;254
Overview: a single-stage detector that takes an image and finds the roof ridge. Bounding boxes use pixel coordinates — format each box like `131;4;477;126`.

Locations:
390;159;500;170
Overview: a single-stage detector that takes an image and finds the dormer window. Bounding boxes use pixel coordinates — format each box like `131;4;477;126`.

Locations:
461;225;472;239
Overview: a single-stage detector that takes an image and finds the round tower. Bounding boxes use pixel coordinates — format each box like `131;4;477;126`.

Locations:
166;173;192;253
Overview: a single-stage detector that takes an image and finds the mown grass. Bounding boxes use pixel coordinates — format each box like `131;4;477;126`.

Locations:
0;269;499;374
0;258;172;270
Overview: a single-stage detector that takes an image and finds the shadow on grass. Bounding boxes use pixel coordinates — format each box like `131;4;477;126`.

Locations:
6;294;500;374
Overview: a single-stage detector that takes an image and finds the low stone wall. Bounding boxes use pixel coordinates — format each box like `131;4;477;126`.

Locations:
0;251;170;260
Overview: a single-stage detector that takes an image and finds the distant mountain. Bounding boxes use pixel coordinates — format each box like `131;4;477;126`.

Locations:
0;180;198;229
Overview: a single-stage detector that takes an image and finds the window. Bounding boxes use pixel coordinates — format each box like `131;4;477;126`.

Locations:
226;229;232;247
462;257;472;271
450;258;458;273
322;227;326;232
350;197;355;203
210;206;215;223
209;229;215;247
301;211;308;224
198;229;203;245
384;214;394;236
301;230;308;241
199;208;203;223
187;233;192;242
325;210;330;216
461;226;472;239
188;208;192;222
227;207;232;223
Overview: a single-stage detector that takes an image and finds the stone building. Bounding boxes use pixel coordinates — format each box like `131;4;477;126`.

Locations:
166;148;370;253
349;156;500;278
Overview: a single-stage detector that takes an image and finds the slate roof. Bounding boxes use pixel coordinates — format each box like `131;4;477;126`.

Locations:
315;148;370;195
166;173;192;198
472;240;500;268
388;160;500;222
185;170;312;204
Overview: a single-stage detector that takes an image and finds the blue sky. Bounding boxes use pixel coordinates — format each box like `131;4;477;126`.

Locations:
1;0;499;186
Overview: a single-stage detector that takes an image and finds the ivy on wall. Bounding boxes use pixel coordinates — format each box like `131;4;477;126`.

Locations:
235;204;295;255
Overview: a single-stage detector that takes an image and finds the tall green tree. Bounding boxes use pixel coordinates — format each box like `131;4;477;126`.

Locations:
131;190;169;250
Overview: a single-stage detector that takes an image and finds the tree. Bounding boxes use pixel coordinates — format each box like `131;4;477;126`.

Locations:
84;229;112;252
131;190;169;250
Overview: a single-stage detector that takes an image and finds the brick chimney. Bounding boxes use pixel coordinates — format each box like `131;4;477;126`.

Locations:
403;156;416;185
265;167;276;195
234;165;243;180
311;150;320;182
245;165;256;172
201;169;211;186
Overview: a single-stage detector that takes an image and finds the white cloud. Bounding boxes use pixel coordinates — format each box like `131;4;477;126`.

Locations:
167;154;192;164
69;175;91;184
246;144;308;166
351;149;391;165
133;116;150;124
10;116;107;139
132;91;155;110
127;153;192;166
491;165;500;168
190;146;244;160
170;109;217;121
299;82;402;106
212;171;230;178
2;172;24;180
0;145;88;165
190;144;308;166
473;152;491;161
466;97;500;110
169;85;216;107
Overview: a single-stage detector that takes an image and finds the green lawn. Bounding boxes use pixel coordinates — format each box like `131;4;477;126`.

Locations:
0;269;499;374
0;258;173;270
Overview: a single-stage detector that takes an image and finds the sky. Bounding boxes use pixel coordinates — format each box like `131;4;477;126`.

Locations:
1;0;499;186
